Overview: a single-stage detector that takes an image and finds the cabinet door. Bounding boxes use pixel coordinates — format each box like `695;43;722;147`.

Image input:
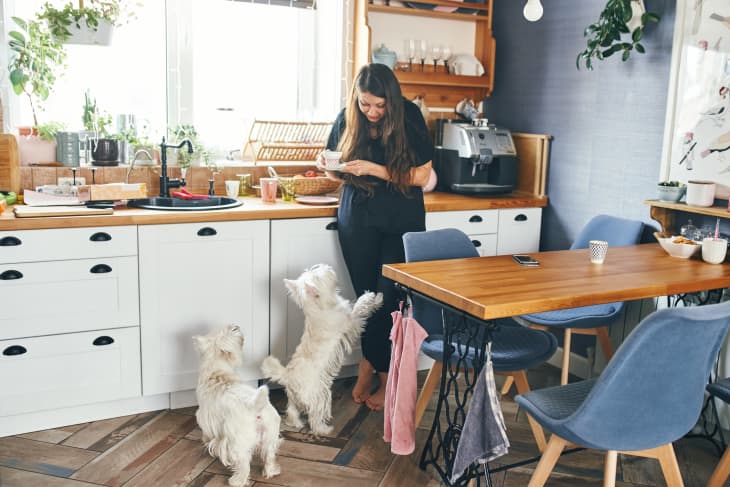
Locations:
139;220;270;395
0;256;139;340
270;218;359;366
0;327;141;417
468;233;498;257
497;208;542;255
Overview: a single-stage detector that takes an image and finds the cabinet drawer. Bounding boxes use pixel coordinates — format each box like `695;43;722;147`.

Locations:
426;210;499;235
0;226;137;264
0;327;141;417
468;233;497;257
0;256;139;340
497;208;542;255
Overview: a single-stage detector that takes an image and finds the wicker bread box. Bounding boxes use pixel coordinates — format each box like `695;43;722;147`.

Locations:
293;176;341;195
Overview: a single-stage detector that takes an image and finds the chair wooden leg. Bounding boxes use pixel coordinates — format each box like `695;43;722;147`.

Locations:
415;361;442;427
655;444;684;487
603;450;617;487
500;375;514;395
513;370;547;452
527;434;568;487
708;445;730;487
561;328;572;385
596;327;614;361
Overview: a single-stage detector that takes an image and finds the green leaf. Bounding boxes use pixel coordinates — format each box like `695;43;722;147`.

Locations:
635;43;645;53
8;30;26;45
632;28;643;42
645;12;660;23
622;50;631;61
11;16;27;31
9;68;26;91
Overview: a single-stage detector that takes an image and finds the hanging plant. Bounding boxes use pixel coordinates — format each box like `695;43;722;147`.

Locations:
38;1;136;42
576;0;660;70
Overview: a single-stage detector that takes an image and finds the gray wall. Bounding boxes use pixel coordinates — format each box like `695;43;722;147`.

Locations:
485;0;676;250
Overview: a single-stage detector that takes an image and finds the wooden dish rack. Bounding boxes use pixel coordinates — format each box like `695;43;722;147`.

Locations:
243;120;333;164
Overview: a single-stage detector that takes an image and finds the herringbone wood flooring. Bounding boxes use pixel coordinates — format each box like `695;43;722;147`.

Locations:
0;365;724;486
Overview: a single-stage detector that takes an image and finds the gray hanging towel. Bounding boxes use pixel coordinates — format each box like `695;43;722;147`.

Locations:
449;344;509;483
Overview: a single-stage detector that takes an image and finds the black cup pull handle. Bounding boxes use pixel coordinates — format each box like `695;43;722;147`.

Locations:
3;345;27;356
325;222;338;231
472;240;482;248
0;270;23;280
90;264;112;274
468;215;483;223
93;336;115;346
514;214;528;222
197;227;218;237
0;236;22;246
90;232;112;242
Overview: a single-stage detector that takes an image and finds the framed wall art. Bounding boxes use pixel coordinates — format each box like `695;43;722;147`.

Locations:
661;0;730;198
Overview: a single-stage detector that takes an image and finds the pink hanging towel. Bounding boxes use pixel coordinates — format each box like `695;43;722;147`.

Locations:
383;302;428;455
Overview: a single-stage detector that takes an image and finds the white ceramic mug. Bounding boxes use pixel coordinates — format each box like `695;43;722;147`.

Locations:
686;180;716;207
224;180;240;198
702;238;727;264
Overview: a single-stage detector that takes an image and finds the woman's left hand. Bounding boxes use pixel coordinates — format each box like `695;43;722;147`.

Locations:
341;159;379;178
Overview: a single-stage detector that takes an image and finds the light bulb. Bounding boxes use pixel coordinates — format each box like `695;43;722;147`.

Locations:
523;0;543;22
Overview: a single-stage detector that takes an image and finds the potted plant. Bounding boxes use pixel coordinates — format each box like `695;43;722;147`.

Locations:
657;180;686;203
576;0;660;70
169;124;209;167
82;90;119;166
38;0;136;46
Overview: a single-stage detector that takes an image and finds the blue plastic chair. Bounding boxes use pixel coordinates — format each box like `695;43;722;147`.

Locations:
516;214;644;384
706;378;730;487
403;228;558;452
515;301;730;487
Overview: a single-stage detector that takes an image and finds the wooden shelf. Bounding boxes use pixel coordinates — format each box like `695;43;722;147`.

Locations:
646;199;730;234
394;70;490;88
368;4;489;22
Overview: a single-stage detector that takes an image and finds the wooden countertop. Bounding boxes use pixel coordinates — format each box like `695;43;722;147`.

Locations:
0;191;547;231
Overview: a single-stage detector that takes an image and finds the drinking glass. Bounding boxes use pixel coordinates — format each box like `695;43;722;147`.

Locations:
431;45;442;72
278;176;296;202
406;39;416;72
418;40;427;72
442;46;452;73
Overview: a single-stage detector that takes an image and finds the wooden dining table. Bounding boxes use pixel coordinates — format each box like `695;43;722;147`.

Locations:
382;243;730;486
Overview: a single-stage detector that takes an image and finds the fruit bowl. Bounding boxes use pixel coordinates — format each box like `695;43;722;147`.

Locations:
654;232;701;258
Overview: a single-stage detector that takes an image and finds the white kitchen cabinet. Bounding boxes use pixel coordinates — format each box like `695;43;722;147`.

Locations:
0;327;141;416
138;220;270;395
426;208;542;256
270;218;359;366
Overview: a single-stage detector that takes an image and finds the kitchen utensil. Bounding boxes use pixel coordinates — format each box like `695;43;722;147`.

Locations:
686;180;716;207
295;195;339;205
702;237;728;264
654;232;701;259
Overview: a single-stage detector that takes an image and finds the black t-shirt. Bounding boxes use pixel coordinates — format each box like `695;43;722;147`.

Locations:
327;98;433;231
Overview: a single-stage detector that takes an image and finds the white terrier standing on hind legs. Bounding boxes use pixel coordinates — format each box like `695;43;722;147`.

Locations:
193;325;281;487
261;264;383;436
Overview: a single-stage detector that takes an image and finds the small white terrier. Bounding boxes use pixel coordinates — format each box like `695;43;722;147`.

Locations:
261;264;383;435
194;325;281;487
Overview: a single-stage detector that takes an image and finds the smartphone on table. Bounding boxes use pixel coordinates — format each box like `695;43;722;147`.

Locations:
512;254;540;266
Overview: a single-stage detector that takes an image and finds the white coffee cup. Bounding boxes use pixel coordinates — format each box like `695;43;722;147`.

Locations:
224;180;240;198
702;237;727;264
686;180;716;207
323;150;343;169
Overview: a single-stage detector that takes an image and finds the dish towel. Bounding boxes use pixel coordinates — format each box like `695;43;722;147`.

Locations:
450;344;510;483
383;302;428;455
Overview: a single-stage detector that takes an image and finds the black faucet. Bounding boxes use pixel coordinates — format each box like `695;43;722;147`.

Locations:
159;137;192;197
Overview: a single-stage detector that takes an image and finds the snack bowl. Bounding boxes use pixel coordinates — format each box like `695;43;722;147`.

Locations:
654;232;701;259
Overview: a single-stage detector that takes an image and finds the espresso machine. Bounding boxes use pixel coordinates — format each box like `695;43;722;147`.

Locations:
434;119;518;196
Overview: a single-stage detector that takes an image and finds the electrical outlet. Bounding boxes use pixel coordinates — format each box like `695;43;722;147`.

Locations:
58;177;86;186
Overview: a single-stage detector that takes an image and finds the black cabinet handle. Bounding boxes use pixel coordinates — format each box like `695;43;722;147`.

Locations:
0;270;23;280
93;336;115;346
325;222;338;231
3;345;26;356
514;214;528;222
0;236;21;246
90;232;112;242
468;215;483;223
472;240;482;248
197;227;218;237
90;264;112;274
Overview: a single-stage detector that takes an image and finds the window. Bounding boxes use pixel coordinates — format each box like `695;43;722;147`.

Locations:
1;0;348;160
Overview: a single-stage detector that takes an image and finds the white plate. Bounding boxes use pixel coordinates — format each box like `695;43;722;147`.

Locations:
296;196;339;206
316;162;347;172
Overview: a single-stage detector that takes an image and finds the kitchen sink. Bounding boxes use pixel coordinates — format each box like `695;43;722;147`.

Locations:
127;196;243;211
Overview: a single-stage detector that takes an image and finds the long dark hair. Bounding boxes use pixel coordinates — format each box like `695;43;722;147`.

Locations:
338;64;416;196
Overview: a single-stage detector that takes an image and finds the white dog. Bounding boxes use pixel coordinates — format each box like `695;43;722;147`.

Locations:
261;264;383;435
194;325;281;487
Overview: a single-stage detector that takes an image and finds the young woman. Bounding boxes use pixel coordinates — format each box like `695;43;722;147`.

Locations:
320;63;433;411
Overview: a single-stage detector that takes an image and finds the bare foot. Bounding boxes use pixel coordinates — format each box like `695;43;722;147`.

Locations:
365;372;388;411
352;359;375;404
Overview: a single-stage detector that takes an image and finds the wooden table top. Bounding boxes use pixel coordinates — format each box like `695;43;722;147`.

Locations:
382;244;730;320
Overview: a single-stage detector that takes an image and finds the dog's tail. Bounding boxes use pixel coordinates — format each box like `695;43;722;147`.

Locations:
260;356;287;386
250;385;271;411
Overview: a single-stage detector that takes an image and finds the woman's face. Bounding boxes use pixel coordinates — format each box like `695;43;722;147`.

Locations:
358;91;387;124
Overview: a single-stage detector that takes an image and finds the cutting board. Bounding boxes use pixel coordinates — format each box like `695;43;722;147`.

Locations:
13;205;113;218
0;134;21;194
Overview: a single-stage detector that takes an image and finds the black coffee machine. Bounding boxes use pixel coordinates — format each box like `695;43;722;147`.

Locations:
434;120;518;196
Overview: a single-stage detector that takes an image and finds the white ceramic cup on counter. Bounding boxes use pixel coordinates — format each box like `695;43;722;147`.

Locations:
686;180;716;207
702;237;727;264
224;180;240;198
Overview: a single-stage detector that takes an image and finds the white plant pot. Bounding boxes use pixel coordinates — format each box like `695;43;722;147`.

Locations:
626;0;646;33
66;19;114;46
17;135;57;166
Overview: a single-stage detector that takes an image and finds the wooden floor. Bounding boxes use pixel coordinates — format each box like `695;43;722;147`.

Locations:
0;365;726;487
